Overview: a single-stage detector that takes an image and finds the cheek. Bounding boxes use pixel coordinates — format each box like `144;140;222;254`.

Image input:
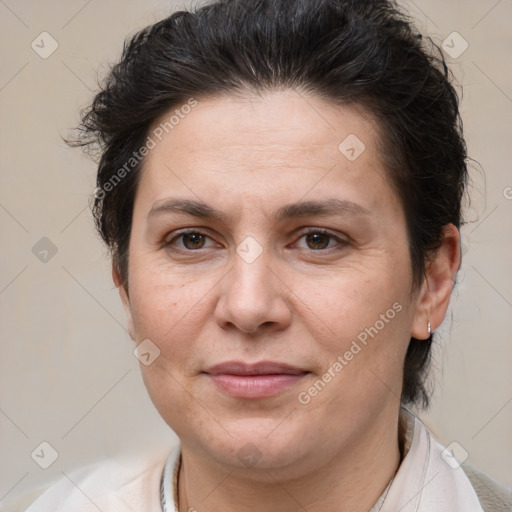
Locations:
139;360;201;440
290;254;412;393
126;259;225;378
294;262;408;338
128;259;201;335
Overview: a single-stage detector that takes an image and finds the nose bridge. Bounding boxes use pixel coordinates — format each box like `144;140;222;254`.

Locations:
215;239;290;333
230;244;273;308
231;226;272;289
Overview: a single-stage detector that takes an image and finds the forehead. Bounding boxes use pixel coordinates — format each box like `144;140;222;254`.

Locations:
136;90;396;218
149;90;381;159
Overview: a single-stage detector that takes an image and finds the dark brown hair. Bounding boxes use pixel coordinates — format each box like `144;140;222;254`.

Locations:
69;0;468;409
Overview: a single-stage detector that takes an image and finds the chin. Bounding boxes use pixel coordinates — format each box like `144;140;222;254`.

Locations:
193;417;315;474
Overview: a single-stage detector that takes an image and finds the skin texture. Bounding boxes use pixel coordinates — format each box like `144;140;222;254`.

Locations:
113;90;460;512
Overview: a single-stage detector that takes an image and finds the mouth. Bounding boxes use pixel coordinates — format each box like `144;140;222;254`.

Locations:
203;361;310;399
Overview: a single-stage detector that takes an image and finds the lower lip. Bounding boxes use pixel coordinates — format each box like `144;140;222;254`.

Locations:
208;373;308;399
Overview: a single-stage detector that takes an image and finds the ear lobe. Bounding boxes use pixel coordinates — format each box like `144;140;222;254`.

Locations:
411;224;461;340
112;263;136;341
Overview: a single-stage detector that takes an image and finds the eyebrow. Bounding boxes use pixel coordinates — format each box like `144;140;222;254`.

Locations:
147;198;371;224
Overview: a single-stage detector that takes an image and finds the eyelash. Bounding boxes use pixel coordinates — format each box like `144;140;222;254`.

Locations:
165;228;347;253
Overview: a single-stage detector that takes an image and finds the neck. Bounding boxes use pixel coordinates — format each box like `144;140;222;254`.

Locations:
177;410;404;512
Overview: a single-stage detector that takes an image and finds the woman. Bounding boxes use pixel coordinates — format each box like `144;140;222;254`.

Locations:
12;0;511;510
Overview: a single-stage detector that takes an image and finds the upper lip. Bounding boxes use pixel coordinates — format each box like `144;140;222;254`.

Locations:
205;361;308;376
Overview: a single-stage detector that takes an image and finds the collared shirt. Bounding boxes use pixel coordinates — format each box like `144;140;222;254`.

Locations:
7;407;485;511
369;407;484;511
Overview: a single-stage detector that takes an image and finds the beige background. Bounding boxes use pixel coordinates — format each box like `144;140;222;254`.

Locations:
1;0;511;504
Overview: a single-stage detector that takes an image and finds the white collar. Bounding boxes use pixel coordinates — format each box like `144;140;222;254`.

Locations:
377;408;483;511
161;408;484;511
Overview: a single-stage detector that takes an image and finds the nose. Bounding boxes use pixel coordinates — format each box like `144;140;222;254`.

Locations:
214;248;293;335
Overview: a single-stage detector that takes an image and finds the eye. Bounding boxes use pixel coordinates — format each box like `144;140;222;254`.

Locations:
166;230;217;251
164;228;346;253
294;229;345;251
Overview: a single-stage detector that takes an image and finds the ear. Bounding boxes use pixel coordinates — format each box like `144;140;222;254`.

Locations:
112;262;136;341
411;224;461;340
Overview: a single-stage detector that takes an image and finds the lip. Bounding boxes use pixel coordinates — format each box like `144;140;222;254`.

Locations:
204;361;310;399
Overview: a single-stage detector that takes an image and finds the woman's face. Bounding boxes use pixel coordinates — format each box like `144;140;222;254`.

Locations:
118;90;431;475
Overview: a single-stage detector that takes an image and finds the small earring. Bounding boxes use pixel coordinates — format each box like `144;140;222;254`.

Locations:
427;321;432;336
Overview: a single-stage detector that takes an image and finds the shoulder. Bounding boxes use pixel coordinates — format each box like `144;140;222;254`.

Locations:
461;462;512;512
2;447;173;512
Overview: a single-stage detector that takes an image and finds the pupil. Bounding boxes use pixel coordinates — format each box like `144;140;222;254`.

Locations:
307;233;329;250
184;233;204;249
